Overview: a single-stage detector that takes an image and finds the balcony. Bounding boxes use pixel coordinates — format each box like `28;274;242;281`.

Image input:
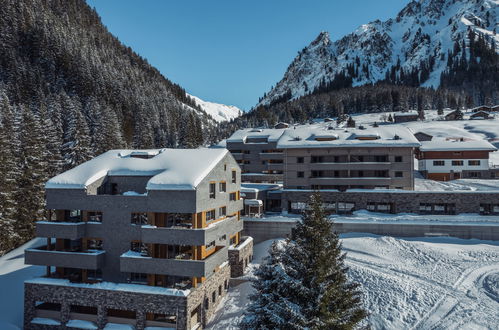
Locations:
25;246;105;269
309;162;391;170
120;246;228;277
141;215;242;245
231;153;244;160
309;177;391;186
259;152;283;160
267;163;284;171
36;221;86;240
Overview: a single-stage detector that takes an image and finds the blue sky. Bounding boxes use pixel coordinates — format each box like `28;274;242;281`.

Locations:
86;0;409;110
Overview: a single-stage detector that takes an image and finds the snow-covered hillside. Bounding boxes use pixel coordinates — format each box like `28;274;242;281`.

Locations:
259;0;498;106
208;234;499;329
188;94;242;122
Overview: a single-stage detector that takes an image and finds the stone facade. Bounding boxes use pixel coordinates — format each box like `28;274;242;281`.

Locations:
281;190;499;215
228;236;254;277
25;264;231;330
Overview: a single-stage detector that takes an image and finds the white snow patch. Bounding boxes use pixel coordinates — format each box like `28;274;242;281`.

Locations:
66;319;98;329
46;148;228;191
188;94;242;123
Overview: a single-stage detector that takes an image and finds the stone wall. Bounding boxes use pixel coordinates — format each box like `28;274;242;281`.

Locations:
25;264;231;330
281;190;499;214
243;220;499;243
228;236;254;277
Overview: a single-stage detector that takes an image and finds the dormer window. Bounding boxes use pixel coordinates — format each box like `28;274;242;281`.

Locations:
314;134;338;141
355;134;380;140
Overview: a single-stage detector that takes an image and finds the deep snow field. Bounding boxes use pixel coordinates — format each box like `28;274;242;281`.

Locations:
1;235;498;329
207;235;499;330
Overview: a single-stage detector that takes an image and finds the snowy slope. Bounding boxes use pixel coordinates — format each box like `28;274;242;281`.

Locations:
259;0;499;106
188;94;242;122
207;234;499;329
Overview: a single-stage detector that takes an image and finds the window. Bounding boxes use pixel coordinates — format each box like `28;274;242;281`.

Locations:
374;155;388;162
204;298;209;309
297;171;304;178
219;206;226;217
394;156;403;162
468;160;481;166
433;160;445;166
297;157;304;163
86;238;103;250
232;170;237;183
451;160;464;166
206;210;216;222
212;291;216;303
219;182;226;193
224;279;228;289
131;213;148;225
229;192;237;201
209;183;216;199
206;240;215;249
468;171;481;178
395;171;403;178
261;161;265;165
218;285;222;296
224;164;227;171
311;156;323;163
129;273;147;284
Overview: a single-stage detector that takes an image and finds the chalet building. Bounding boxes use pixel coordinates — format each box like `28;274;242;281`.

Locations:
414;131;433;142
393;111;419;123
445;110;463;121
277;126;420;191
470;111;494;120
226;128;287;183
470;105;499;112
24;148;252;330
274;122;290;129
417;139;498;180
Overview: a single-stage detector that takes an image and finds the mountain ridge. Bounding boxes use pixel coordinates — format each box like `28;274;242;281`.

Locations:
258;0;498;107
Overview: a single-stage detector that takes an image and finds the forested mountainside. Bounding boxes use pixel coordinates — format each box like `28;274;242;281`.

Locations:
258;0;498;107
0;0;222;254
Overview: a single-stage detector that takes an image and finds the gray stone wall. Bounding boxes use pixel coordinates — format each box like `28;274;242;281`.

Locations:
243;220;499;243
228;236;254;277
25;264;231;330
281;190;499;214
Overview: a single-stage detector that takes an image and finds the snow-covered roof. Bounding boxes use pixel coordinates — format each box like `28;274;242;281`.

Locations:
226;128;287;143
419;139;497;152
241;183;282;193
244;199;263;206
276;126;420;148
393;111;418;117
46;148;228;191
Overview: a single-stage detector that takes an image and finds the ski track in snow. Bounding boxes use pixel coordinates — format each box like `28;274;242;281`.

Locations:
207;235;499;330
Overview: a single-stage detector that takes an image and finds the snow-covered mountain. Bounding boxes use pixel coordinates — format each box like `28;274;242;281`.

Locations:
188;94;242;122
258;0;498;106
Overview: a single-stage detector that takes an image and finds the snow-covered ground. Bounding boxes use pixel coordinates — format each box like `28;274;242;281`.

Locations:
0;238;45;330
1;235;498;329
207;235;499;330
415;177;499;192
188;94;242;122
349;109;499;150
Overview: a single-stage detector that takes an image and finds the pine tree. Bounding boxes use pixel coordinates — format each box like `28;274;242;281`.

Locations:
241;192;367;329
12;105;47;241
0;92;21;253
346;116;356;128
61;99;93;171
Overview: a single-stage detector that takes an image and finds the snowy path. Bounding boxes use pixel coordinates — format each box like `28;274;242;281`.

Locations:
208;234;499;329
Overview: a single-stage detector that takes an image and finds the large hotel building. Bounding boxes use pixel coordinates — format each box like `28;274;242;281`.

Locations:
24;148;253;330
